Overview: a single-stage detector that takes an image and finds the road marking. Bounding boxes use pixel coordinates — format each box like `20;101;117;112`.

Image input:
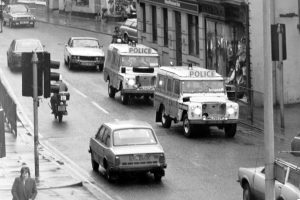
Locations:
63;80;88;98
91;101;109;114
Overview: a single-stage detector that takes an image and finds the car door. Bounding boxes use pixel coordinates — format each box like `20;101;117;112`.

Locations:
7;40;15;66
166;78;173;116
280;167;300;200
170;79;180;118
93;126;106;166
102;129;113;167
253;168;266;200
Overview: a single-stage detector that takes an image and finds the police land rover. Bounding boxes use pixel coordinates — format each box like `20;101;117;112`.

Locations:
103;43;159;104
154;65;239;138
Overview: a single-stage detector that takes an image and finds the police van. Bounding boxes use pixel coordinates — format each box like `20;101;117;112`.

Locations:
154;65;239;138
103;43;159;104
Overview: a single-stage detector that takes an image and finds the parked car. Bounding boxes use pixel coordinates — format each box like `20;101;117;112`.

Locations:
237;159;300;200
119;18;137;43
7;38;44;70
64;37;105;71
89;120;167;182
2;4;35;28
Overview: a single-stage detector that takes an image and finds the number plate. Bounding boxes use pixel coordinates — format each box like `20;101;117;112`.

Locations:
58;105;66;111
20;21;29;24
130;154;150;162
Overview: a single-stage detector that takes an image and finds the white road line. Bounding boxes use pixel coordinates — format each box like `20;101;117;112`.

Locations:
63;80;88;98
91;101;109;114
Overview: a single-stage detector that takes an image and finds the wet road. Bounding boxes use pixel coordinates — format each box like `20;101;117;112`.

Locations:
0;22;296;200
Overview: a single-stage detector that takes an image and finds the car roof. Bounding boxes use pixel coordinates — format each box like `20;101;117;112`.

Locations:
108;43;158;56
124;18;137;23
104;120;153;131
70;37;99;41
15;38;41;43
158;66;224;81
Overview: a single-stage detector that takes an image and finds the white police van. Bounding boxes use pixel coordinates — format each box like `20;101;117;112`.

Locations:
154;65;239;138
103;43;159;105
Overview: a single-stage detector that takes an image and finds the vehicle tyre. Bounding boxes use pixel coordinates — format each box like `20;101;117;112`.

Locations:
224;124;236;138
154;173;162;182
3;20;6;26
98;64;104;72
9;20;12;28
31;22;35;28
124;34;129;43
68;59;73;70
160;106;171;128
108;80;116;98
91;153;99;171
183;114;194;138
243;183;253;200
58;113;63;123
121;92;129;105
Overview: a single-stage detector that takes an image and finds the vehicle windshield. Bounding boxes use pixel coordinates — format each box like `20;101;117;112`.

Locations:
113;128;157;146
72;39;99;48
10;5;29;13
121;56;159;67
182;80;225;93
15;40;43;52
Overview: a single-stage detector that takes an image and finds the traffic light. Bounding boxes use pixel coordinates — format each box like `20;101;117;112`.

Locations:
22;52;44;97
43;52;60;98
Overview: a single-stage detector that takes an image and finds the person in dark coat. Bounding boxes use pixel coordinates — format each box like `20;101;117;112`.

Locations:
11;166;37;200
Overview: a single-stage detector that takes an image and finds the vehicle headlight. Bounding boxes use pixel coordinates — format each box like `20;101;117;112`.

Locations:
227;107;235;115
128;79;135;86
31;16;35;20
12;17;16;21
193;107;201;115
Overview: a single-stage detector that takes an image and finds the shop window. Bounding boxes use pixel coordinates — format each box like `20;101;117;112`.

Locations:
163;8;168;47
188;14;199;56
140;3;146;32
167;78;172;92
75;0;88;6
152;5;157;43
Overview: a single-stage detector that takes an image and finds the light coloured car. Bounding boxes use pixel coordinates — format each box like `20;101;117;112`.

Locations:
119;18;137;43
237;159;300;200
7;38;44;70
89;120;167;182
3;4;35;28
64;37;105;71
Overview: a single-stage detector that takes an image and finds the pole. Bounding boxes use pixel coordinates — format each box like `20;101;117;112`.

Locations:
277;24;284;129
32;51;39;181
263;0;275;200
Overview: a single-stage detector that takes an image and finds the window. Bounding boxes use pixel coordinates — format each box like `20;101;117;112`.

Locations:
167;78;172;92
75;0;89;6
140;3;146;32
174;80;180;95
96;126;105;142
163;8;168;47
287;168;300;189
157;75;165;90
152;5;157;43
188;14;199;55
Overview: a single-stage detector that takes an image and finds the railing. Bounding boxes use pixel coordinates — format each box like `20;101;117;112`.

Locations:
0;79;17;135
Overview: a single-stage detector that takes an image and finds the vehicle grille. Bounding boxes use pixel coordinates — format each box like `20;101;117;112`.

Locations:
202;103;226;119
79;56;96;61
136;76;156;86
17;17;31;20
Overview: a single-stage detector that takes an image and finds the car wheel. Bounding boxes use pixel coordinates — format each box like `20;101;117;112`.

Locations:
183;114;194;138
124;34;129;43
243;183;253;200
98;64;104;72
160;106;171;128
31;22;35;28
120;92;129;105
68;59;73;70
9;20;13;28
154;173;162;182
224;124;237;138
108;80;116;98
3;20;6;26
58;113;63;123
91;152;99;171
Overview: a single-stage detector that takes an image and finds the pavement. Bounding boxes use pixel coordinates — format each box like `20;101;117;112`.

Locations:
1;5;300;200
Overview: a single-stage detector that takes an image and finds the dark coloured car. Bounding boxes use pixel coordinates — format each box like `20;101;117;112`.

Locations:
7;38;44;70
119;18;137;43
3;4;35;28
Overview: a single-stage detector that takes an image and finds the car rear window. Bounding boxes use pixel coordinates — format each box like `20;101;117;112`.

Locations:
15;40;43;52
113;128;157;146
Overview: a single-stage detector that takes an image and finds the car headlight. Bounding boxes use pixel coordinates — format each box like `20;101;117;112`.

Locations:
128;79;135;86
31;16;35;20
193;107;201;115
227;107;235;115
12;17;16;21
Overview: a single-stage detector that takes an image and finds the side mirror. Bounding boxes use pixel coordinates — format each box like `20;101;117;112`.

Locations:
183;97;190;102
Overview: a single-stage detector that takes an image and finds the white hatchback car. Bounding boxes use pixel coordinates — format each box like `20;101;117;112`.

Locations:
64;37;105;71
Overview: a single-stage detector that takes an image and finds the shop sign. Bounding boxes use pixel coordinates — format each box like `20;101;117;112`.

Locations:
165;0;180;7
145;0;198;13
189;70;216;78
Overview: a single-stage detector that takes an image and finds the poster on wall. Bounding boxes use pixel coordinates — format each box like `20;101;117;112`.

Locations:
105;0;131;16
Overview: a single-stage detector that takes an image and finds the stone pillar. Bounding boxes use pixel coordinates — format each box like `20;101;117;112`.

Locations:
145;4;152;43
181;12;188;65
198;14;205;68
137;2;142;43
168;9;176;64
156;6;164;57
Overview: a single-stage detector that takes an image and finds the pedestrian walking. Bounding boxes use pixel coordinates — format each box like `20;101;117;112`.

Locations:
11;166;38;200
95;3;101;22
64;0;72;25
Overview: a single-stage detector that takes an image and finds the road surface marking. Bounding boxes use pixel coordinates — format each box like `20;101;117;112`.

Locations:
63;80;88;98
92;101;109;114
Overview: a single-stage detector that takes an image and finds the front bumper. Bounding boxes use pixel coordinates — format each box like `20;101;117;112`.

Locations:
189;119;238;125
122;87;155;94
110;164;167;173
11;20;35;26
70;58;105;67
